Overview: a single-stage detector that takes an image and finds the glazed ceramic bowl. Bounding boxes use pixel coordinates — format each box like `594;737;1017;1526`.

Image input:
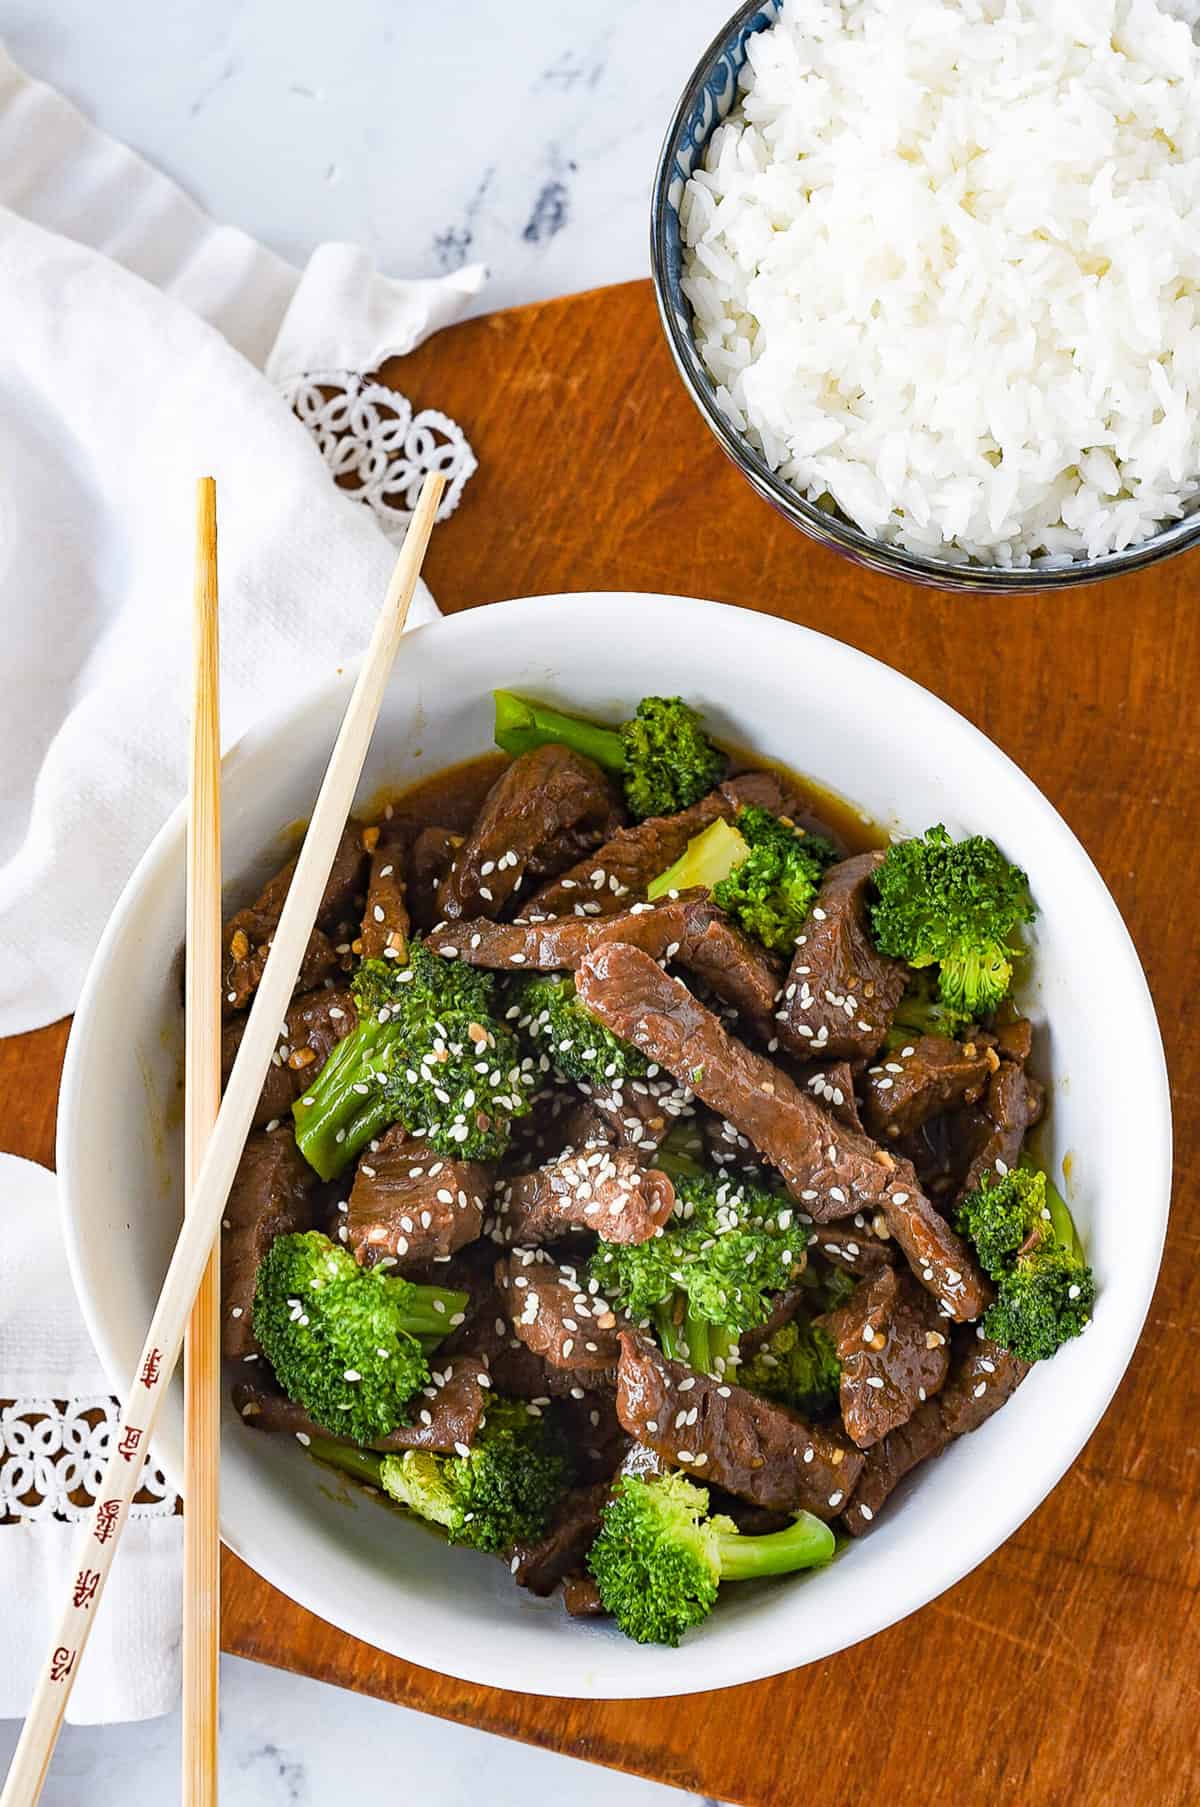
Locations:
650;0;1200;592
58;593;1171;1697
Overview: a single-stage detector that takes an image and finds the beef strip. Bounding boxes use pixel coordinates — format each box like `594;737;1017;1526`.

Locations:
495;1149;675;1247
359;833;410;961
343;1124;492;1267
702;1111;767;1178
222;985;358;1129
436;746;621;922
878;1185;991;1322
837;1401;947;1536
439;1276;613;1400
232;1355;490;1452
994;1018;1034;1063
562;1574;606;1617
408;827;462;932
578;943;989;1320
794;1059;866;1133
577;942;896;1218
777;853;908;1060
222;822;368;1015
862;1035;994;1141
525;769;809;921
221;1128;322;1359
495;1253;623;1379
817;1265;950;1448
894;1105;994;1210
615;1332;863;1517
840;1330;1029;1535
938;1331;1030;1436
958;1059;1046;1203
587;1078;688;1156
808;1221;897;1279
675;908;784;1041
222;917;339;1017
551;1390;630;1480
511;1481;610;1595
433;890;710;971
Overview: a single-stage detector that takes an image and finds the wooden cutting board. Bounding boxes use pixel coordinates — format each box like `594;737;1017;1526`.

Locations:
4;279;1197;1807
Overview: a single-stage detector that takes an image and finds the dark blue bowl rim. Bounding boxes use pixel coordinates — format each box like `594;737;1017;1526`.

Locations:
649;0;1200;594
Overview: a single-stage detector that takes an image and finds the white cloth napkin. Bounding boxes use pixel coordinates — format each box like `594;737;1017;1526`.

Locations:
0;46;484;1039
0;47;484;1723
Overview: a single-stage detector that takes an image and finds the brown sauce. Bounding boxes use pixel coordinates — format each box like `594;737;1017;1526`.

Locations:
371;747;885;854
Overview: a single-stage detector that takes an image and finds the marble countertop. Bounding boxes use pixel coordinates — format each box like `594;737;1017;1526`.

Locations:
4;0;736;316
0;0;737;1800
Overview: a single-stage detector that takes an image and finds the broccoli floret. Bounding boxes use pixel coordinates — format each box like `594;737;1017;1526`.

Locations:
884;970;974;1049
871;825;1036;1016
588;1471;834;1645
957;1166;1096;1363
309;1396;572;1554
292;936;530;1179
506;971;648;1085
253;1232;468;1443
492;690;726;820
647;807;837;954
712;808;838;953
353;940;496;1020
590;1163;805;1376
956;1165;1048;1276
738;1318;842;1418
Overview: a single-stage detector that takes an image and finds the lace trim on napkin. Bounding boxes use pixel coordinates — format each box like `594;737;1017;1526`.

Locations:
284;370;477;540
0;1396;178;1524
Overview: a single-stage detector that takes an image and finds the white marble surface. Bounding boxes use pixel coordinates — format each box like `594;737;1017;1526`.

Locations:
0;1;738;1801
0;1657;714;1806
3;0;736;316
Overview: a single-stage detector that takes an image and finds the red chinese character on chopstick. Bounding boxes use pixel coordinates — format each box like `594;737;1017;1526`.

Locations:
117;1425;143;1463
49;1647;75;1683
138;1347;163;1390
94;1499;122;1545
72;1568;101;1611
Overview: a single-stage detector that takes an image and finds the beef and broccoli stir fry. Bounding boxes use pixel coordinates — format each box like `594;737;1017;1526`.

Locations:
217;691;1094;1647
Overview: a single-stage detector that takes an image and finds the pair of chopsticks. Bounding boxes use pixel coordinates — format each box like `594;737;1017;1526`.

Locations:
1;470;446;1807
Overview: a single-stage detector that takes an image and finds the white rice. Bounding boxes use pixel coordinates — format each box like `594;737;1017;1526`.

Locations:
681;0;1200;567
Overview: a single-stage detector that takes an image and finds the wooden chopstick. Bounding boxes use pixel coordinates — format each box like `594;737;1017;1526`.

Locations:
0;469;446;1807
183;477;222;1807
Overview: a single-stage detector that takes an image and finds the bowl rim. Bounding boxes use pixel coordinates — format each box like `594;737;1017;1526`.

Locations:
57;591;1173;1696
649;0;1200;593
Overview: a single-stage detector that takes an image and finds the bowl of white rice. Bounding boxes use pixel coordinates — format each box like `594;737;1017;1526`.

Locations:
651;0;1200;589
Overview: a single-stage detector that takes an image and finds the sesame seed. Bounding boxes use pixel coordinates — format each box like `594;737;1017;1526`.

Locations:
828;1490;843;1507
859;1504;874;1522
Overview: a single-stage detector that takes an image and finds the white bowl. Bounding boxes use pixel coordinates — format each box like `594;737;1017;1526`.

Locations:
58;592;1171;1699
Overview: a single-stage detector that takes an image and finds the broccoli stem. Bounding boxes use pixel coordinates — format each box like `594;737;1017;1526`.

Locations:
709;1324;738;1378
1043;1173;1085;1261
654;1299;687;1362
292;1016;400;1180
307;1439;385;1486
713;1511;835;1580
493;690;626;773
655;1131;707;1181
646;817;749;902
682;1307;712;1374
